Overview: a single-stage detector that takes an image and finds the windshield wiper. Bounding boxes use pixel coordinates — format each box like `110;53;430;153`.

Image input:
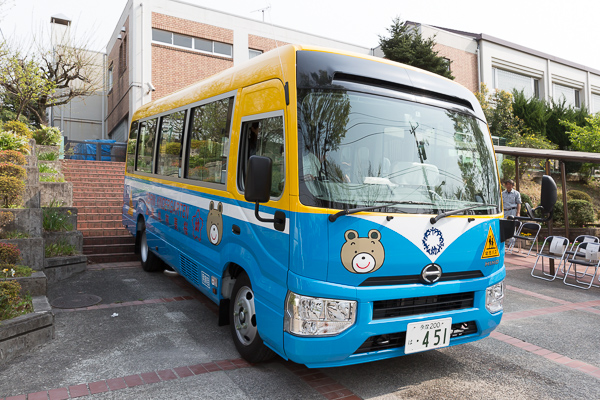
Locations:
329;201;435;222
430;203;498;224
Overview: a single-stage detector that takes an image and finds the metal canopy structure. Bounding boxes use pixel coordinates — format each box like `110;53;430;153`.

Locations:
494;145;600;239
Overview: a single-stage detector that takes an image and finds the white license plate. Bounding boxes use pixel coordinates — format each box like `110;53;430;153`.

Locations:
405;317;452;354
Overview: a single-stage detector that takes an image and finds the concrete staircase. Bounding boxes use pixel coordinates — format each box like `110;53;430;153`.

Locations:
62;160;138;264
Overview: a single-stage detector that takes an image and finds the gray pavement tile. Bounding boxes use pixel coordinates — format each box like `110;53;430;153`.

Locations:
498;309;600;367
86;371;248;400
326;338;596;400
0;300;233;397
505;267;600;304
48;268;189;305
503;290;559;313
225;361;323;400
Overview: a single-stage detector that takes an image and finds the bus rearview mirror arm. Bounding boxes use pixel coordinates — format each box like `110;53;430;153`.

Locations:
245;155;286;232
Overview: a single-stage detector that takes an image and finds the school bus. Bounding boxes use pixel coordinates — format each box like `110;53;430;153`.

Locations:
123;44;518;367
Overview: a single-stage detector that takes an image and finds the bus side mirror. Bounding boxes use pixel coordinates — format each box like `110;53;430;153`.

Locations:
245;155;272;203
245;155;286;232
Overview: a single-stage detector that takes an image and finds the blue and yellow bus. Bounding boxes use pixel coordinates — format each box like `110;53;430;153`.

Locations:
123;44;516;367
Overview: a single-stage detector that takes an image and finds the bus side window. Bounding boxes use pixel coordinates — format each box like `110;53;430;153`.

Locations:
126;120;139;173
185;98;233;185
156;110;186;177
136;118;157;174
238;116;285;198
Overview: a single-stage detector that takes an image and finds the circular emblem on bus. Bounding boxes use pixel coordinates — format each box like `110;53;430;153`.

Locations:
422;227;444;256
421;263;442;284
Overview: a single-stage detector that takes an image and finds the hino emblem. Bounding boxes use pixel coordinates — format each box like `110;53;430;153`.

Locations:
421;263;442;284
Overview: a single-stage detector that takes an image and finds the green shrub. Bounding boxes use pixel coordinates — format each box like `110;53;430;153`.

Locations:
38;164;58;174
552;199;596;227
165;142;181;155
0;280;33;321
0;242;21;264
32;125;62;146
501;159;515;180
0;231;28;239
567;190;593;203
0;163;26;180
0;176;24;207
0;264;32;278
188;155;205;169
0;211;14;228
0;150;26;165
38;152;59;161
0;131;30;154
1;121;32;139
43;208;73;232
39;175;65;182
45;240;77;257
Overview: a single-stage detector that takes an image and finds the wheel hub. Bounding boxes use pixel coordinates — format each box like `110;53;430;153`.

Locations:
233;286;257;345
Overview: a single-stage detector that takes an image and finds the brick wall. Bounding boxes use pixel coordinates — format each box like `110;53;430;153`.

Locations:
107;17;130;136
434;43;479;93
248;34;289;53
151;44;233;99
152;12;233;44
151;13;234;100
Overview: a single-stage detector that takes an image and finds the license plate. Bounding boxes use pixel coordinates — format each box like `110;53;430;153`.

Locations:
405;317;452;354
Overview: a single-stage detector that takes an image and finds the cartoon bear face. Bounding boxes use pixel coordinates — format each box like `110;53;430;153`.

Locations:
207;201;223;245
340;229;385;274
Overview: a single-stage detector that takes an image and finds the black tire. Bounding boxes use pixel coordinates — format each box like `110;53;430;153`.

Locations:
229;273;275;363
139;229;163;272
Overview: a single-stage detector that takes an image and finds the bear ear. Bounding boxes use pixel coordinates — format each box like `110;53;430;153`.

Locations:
369;229;381;241
344;230;358;241
209;201;214;210
218;202;223;213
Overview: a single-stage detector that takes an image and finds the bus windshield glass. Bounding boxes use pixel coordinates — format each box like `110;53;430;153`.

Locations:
297;90;500;214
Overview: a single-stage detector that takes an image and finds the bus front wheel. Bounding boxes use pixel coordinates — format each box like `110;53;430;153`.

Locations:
139;229;162;272
229;273;274;363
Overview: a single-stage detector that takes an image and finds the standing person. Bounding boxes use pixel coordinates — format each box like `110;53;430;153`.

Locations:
502;179;521;247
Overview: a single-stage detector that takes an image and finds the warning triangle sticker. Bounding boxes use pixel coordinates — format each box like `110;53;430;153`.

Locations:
481;226;500;259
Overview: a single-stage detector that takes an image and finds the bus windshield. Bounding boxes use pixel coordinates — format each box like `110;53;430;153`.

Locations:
297;90;501;214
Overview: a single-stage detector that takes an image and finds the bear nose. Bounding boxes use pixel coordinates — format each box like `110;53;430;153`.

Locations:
362;256;365;260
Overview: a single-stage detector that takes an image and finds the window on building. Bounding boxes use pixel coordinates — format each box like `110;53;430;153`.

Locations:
249;49;263;59
238;116;285;198
119;37;127;76
493;68;540;99
156;111;186;178
136;118;158;174
107;65;113;91
186;98;234;184
553;83;581;108
443;57;451;72
592;93;600;114
151;28;233;58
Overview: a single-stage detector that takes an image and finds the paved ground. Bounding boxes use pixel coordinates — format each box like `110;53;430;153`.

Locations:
1;255;599;400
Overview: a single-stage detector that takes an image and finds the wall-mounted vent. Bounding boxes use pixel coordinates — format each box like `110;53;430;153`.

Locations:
180;254;200;287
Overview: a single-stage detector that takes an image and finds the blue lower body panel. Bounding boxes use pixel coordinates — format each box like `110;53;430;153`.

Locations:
284;268;504;368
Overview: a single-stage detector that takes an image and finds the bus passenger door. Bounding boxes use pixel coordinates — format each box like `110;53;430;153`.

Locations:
233;79;289;355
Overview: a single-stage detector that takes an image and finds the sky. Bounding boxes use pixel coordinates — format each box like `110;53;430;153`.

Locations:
1;0;599;70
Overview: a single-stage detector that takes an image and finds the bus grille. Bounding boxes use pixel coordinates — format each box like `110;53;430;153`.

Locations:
372;292;475;320
180;254;200;287
353;321;477;354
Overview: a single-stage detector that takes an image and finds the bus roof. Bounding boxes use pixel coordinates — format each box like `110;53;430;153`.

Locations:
132;44;483;122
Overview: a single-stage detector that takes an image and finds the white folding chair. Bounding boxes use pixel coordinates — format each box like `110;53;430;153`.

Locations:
563;242;600;290
531;236;570;281
509;222;541;257
562;235;599;277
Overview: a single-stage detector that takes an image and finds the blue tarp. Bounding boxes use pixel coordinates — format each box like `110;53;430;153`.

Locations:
72;140;115;161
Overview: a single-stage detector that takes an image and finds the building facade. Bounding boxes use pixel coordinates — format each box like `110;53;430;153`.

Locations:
105;0;373;141
398;22;600;114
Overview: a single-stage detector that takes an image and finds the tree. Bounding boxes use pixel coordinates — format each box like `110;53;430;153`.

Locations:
0;52;55;121
562;113;600;153
0;38;103;125
378;18;454;80
475;83;524;141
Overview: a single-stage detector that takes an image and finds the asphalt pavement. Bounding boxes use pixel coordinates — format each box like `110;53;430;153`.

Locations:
1;255;599;400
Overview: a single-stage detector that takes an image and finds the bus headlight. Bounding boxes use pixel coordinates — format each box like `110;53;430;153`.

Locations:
284;292;356;336
486;281;504;314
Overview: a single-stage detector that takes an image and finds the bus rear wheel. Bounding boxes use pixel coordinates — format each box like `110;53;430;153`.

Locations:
139;229;163;272
229;273;274;363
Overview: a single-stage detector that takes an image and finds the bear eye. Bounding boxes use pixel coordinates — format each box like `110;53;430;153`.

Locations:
371;249;374;253
354;250;357;254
